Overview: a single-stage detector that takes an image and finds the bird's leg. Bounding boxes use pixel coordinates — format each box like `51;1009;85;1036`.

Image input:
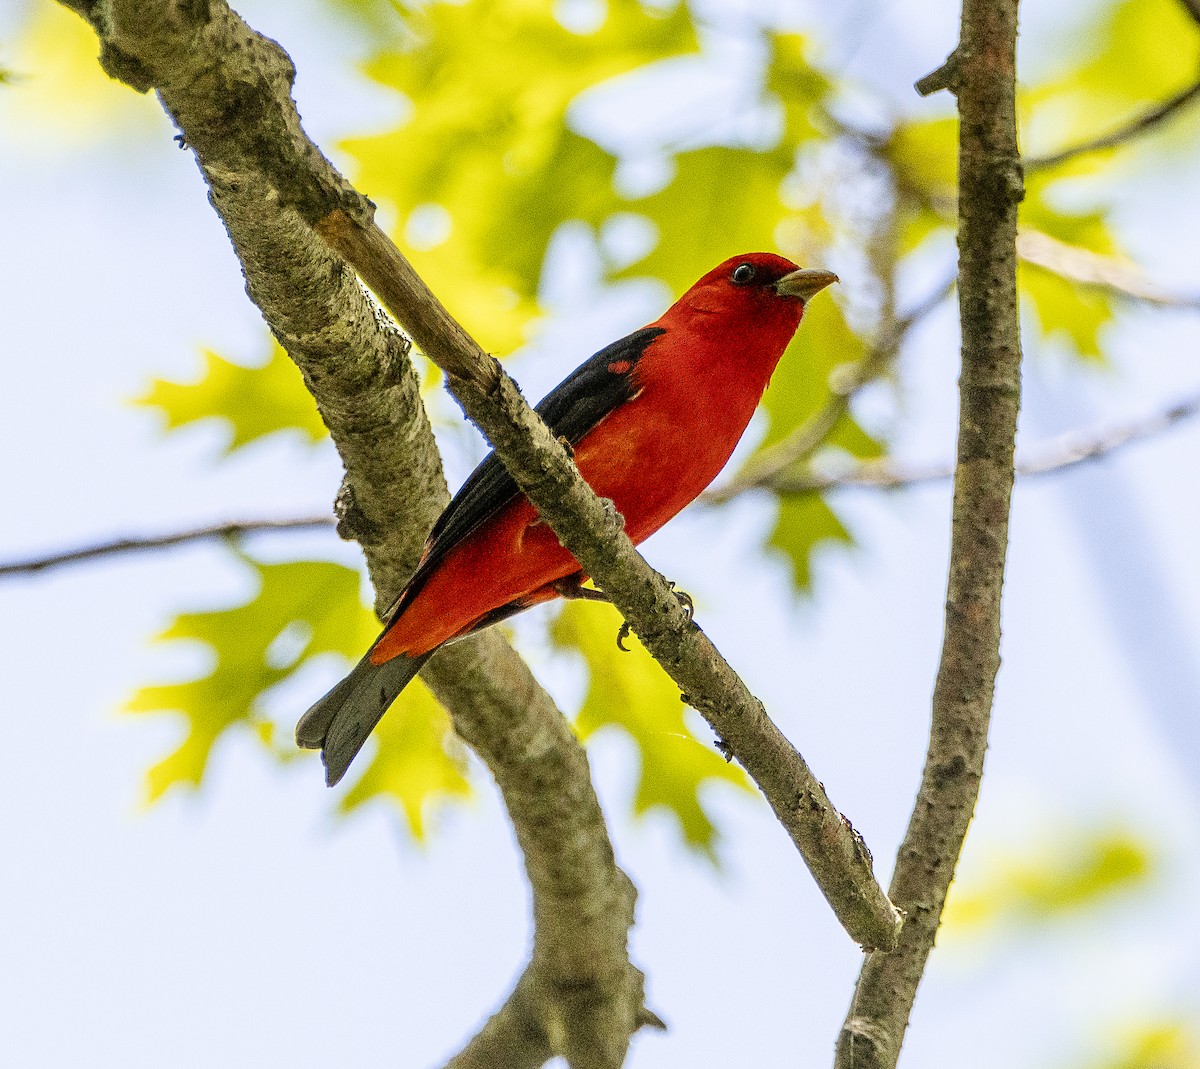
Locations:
553;576;694;651
553;576;610;602
553;576;636;650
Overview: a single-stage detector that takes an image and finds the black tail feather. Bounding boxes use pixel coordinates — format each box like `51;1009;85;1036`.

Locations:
295;650;432;786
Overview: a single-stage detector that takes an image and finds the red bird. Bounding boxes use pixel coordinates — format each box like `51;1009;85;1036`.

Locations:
297;253;837;784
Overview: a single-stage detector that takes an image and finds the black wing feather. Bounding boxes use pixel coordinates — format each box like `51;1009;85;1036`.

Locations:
393;326;664;614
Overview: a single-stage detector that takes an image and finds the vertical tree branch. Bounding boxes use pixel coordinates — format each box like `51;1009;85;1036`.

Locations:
834;1;1024;1066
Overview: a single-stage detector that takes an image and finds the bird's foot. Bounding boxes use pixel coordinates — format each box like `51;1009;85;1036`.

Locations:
671;584;695;623
615;584;693;652
616;620;633;652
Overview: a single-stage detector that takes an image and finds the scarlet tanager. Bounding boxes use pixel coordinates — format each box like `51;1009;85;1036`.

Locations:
297;252;837;785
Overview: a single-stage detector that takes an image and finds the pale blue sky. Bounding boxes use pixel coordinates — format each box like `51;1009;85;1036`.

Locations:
3;1;1200;1066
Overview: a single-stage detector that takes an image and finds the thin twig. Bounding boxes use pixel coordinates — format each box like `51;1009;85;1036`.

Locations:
1027;74;1200;171
0;517;336;578
706;276;955;505
12;388;1191;583
768;392;1200;495
1018;230;1200;309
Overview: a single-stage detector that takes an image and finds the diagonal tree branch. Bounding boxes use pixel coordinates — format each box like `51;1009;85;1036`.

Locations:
705;276;956;505
1025;73;1200;171
834;0;1025;1065
69;0;902;952
767;391;1200;496
0;517;336;577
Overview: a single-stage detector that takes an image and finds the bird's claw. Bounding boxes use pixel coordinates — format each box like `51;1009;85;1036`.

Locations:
672;585;695;622
616;621;633;651
615;585;692;651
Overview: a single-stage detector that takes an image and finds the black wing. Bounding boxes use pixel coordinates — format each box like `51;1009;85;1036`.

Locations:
389;325;665;617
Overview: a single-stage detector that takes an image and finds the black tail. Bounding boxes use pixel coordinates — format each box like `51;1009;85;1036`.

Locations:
295;649;433;786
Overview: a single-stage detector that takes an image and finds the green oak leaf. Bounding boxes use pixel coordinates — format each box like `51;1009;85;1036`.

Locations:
128;558;375;800
769;493;853;593
1020;171;1121;359
760;292;873;454
1083;1023;1200;1069
765;31;833;147
551;601;750;858
127;556;471;837
886;115;956;256
1054;0;1200;128
345;0;698;352
136;342;326;454
1022;0;1200;169
944;827;1154;932
887;116;1123;359
1022;172;1119;255
613;143;804;295
1020;261;1116;360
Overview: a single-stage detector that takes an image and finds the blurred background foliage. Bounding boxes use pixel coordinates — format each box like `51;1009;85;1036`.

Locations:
10;0;1200;1058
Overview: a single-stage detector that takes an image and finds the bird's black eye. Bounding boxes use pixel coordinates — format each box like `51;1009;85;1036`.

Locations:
731;263;756;285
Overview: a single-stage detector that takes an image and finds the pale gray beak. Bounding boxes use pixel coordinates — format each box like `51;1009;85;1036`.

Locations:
774;268;839;301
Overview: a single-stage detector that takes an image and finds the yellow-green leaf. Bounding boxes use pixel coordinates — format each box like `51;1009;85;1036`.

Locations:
2;3;160;147
1084;1022;1200;1069
1020;260;1116;360
765;32;833;147
887;115;957;255
136;342;327;453
1059;0;1200;118
551;601;751;857
1022;173;1119;256
944;827;1155;933
760;294;873;453
128;557;377;802
129;554;473;837
344;0;698;352
614;145;797;295
768;494;852;593
756;296;875;592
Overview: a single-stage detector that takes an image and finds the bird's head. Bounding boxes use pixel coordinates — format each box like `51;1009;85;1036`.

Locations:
666;252;838;325
642;252;839;394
